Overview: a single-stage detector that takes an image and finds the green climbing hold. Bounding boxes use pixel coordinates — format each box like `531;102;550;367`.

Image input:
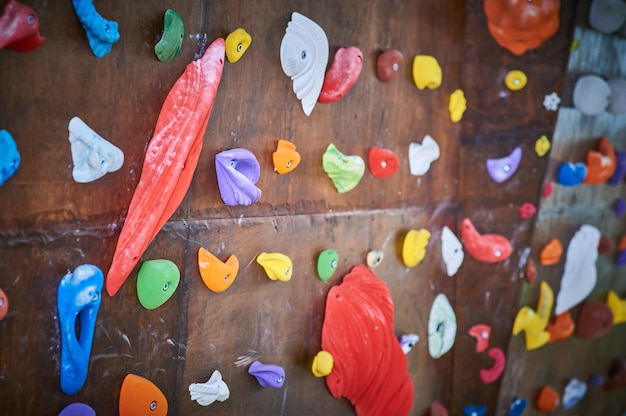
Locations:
317;249;338;281
322;143;365;193
154;9;184;63
136;259;180;309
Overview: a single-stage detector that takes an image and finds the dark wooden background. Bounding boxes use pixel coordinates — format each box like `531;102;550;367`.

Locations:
1;0;625;415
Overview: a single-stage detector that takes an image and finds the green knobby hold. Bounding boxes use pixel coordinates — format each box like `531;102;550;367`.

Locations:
322;143;365;193
154;9;184;62
317;249;338;281
136;259;180;310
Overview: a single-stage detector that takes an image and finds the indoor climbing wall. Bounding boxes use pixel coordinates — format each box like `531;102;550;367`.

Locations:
0;0;624;415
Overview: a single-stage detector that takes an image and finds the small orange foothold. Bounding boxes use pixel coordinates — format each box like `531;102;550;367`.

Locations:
272;139;301;174
540;238;562;265
547;312;574;343
525;258;537;284
536;385;560;413
198;247;239;293
618;235;626;252
584;137;616;185
119;374;168;416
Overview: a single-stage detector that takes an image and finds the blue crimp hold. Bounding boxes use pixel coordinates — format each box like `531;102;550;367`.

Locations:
509;398;528;416
0;130;20;186
557;162;587;187
72;0;120;58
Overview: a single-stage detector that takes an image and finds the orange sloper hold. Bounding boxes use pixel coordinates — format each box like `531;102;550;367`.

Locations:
119;374;168;416
536;385;560;413
483;0;560;56
540;238;562;266
198;247;239;292
584;137;616;185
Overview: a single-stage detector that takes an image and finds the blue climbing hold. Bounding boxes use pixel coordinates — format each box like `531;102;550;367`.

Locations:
615;198;625;217
0;130;20;187
557;162;587;186
72;0;120;58
509;397;528;416
58;264;103;395
463;404;487;416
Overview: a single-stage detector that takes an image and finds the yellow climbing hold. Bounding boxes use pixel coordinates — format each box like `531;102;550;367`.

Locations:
225;28;252;63
512;281;553;350
535;135;551;157
448;89;466;123
412;55;442;90
607;290;626;325
505;70;527;91
312;351;334;377
402;228;431;268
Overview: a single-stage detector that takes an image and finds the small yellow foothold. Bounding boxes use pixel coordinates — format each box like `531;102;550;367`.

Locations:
570;38;580;53
412;55;442;90
512;281;553;350
535;135;551;157
505;70;527;91
448;89;466;123
607;290;626;325
312;351;334;377
402;229;431;268
225;28;252;63
256;252;293;282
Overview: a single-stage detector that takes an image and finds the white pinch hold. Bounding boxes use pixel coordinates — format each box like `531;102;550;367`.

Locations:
68;116;124;183
554;225;601;315
280;12;329;116
408;134;440;176
441;226;464;276
188;370;230;406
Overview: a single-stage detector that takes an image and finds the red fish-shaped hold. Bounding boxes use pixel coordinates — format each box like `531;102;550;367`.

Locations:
318;46;363;103
0;0;45;52
460;218;512;263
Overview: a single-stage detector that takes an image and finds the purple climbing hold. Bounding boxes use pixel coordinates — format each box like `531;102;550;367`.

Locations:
486;146;522;183
610;151;626;186
558;162;587;186
615;198;626;217
589;374;604;386
248;360;285;388
58;402;96;416
617;249;626;267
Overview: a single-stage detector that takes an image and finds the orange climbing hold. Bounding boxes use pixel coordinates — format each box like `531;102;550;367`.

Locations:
540;238;562;265
536;385;560;413
584;137;616;185
119;374;168;416
547;312;574;343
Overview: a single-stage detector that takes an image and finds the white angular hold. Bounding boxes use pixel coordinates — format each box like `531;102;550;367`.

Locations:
68;117;124;183
441;226;464;276
399;333;420;354
189;370;230;406
280;12;329;116
554;225;601;315
428;293;457;359
408;134;440;176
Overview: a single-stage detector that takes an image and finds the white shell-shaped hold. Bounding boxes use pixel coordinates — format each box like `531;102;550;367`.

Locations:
428;293;457;359
441;226;464;276
608;78;626;114
188;370;230;406
589;0;626;34
280;12;329;116
554;225;601;315
573;75;611;116
68;117;124;183
408;134;440;176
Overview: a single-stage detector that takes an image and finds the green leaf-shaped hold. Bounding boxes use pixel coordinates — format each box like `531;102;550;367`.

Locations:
322;143;365;193
317;249;338;281
137;259;180;310
154;9;184;63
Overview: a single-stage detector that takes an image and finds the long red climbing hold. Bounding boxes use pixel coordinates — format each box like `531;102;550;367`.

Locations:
106;38;225;296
